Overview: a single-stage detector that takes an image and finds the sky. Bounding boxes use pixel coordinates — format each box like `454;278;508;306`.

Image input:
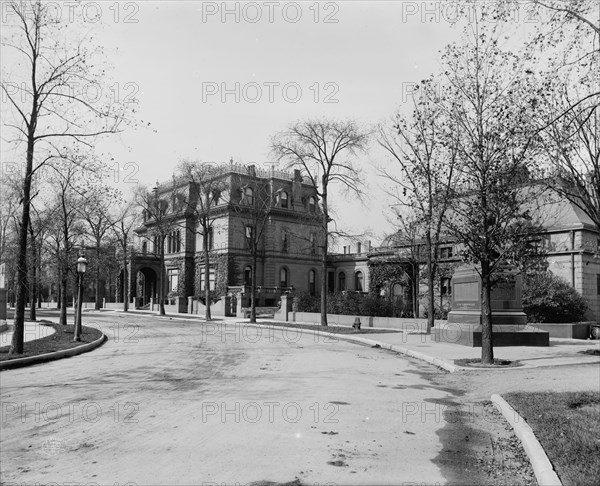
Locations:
1;0;540;245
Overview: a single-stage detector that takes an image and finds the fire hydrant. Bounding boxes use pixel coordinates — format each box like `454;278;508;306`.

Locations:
352;317;361;330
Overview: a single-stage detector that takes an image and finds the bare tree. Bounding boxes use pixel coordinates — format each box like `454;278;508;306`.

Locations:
1;1;129;354
108;199;139;312
540;84;599;233
272;119;370;326
46;158;89;325
135;184;178;316
78;184;121;310
527;0;600;233
230;175;273;323
176;161;229;320
379;79;459;333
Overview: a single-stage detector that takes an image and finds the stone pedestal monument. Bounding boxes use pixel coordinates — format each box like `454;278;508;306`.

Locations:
437;265;549;346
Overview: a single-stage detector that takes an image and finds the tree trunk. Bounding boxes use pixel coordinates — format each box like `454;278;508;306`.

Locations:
320;200;328;327
9;132;35;355
425;233;434;334
29;258;37;321
57;262;62;309
37;245;42;309
203;231;212;321
480;264;494;364
122;238;129;312
158;237;165;315
250;249;257;323
95;242;101;310
29;222;37;321
412;262;419;318
59;270;68;325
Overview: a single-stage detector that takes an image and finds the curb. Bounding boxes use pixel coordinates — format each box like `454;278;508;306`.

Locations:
0;333;107;371
491;393;562;486
240;322;463;373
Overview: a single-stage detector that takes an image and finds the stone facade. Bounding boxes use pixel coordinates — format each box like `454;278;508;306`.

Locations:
131;163;323;312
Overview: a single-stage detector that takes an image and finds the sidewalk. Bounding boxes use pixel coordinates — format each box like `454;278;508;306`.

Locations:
248;318;600;371
0;321;56;347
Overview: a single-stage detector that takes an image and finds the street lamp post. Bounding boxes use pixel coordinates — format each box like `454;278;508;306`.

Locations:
74;255;88;342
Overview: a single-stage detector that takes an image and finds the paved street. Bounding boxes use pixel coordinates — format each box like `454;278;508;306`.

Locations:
0;311;475;485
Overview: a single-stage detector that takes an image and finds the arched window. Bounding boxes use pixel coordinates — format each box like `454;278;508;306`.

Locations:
309;269;316;296
280;191;288;208
245;187;254;205
338;272;346;291
142;241;147;255
355;271;364;292
308;196;316;213
244;266;252;286
280;267;288;288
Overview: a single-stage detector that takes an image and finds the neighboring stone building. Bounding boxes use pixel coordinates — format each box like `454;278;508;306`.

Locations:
358;193;599;321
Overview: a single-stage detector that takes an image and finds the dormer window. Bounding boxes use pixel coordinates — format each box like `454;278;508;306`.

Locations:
281;191;288;208
308;196;316;213
244;187;254;205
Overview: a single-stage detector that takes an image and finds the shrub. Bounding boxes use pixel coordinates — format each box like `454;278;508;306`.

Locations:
293;291;320;313
294;291;395;317
522;271;589;323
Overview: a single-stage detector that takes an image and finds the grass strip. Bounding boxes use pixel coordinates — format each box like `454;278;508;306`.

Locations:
504;391;600;486
0;323;103;361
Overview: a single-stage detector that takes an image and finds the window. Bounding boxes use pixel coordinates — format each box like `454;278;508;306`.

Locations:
245;225;253;248
244;266;252;286
357;242;362;254
440;247;453;259
176;230;181;252
310;233;317;254
282;232;288;253
355;271;364;291
338;272;346;291
280;191;288;208
167;234;172;253
280;267;288;288
167;268;179;293
142;241;147;255
244;187;254;205
200;267;216;291
308;196;316;213
309;270;316;296
441;277;452;296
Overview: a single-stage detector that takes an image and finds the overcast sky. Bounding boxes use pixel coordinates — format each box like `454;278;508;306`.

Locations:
2;1;539;245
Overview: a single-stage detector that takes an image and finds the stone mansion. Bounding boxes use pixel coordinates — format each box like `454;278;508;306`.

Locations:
124;162;599;321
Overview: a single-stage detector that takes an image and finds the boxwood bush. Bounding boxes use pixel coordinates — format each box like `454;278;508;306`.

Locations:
522;271;589;323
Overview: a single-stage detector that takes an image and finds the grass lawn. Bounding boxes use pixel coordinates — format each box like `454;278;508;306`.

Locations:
504;391;600;486
0;323;103;361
